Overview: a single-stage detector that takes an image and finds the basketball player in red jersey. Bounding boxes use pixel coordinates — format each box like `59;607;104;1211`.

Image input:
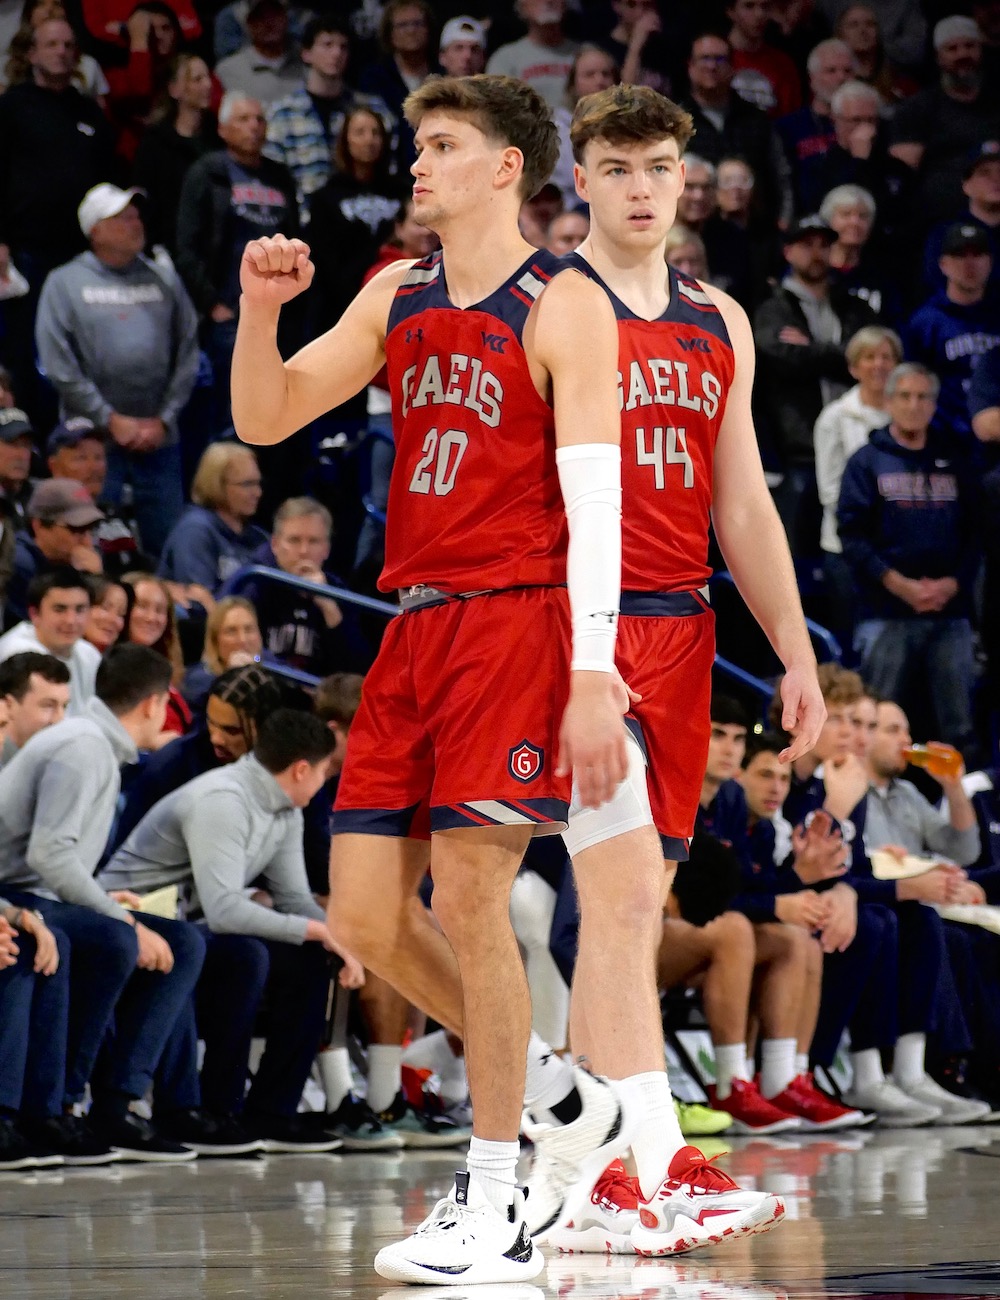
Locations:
519;84;830;1257
230;76;629;1285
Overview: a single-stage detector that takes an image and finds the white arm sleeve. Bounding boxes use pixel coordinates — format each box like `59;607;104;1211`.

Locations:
556;442;622;672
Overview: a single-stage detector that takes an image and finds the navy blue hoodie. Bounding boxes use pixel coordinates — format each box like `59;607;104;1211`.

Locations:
243;541;370;676
904;292;1000;442
837;426;979;621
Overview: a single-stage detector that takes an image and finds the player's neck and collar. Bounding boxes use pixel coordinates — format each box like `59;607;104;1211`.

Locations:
571;232;673;322
436;225;541;310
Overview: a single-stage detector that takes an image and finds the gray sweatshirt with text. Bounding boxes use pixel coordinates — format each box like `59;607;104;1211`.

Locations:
34;251;200;442
101;753;323;943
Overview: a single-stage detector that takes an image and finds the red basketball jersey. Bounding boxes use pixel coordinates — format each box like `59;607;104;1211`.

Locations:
379;249;568;594
566;257;736;592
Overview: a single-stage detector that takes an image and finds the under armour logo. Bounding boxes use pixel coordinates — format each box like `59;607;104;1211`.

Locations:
406;328;424;343
480;331;507;354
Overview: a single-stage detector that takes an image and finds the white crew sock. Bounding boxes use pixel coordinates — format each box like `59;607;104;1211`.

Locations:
714;1042;750;1100
892;1032;926;1086
367;1045;403;1114
615;1071;685;1202
795;1052;809;1077
318;1045;354;1113
760;1038;798;1099
524;1031;576;1114
851;1047;885;1091
466;1136;520;1215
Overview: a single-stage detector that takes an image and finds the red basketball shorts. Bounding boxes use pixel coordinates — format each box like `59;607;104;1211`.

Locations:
332;586;572;838
616;590;716;859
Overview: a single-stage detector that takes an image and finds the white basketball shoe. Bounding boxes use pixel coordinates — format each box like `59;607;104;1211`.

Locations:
373;1170;544;1286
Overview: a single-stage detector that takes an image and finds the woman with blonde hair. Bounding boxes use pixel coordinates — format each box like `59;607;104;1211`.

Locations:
180;595;274;711
814;323;903;655
132;51;219;252
157;442;267;606
663;224;710;282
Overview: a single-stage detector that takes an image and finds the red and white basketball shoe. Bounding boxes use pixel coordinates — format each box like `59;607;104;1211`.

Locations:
546;1159;641;1254
630;1145;785;1257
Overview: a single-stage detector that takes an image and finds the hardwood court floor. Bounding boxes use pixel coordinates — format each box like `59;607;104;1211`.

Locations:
4;1126;1000;1298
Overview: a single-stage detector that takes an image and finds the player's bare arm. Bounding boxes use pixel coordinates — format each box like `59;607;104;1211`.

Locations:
705;282;825;761
530;270;629;807
231;234;413;446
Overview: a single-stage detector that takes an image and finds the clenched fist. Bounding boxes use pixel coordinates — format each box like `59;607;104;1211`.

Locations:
240;235;315;307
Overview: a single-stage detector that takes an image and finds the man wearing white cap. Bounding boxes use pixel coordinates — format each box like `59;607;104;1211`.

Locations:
889;15;1000;225
33;185;199;556
438;16;486;77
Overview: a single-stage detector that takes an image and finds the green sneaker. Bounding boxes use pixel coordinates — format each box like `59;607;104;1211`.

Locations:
675;1098;734;1136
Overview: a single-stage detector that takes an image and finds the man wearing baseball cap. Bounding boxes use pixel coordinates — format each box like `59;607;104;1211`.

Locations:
754;214;877;555
889;16;1000;225
923;140;1000;294
34;185;199;556
0;408;36;528
906;222;1000;443
46;419;153;579
4;480;103;629
438;16;485;76
0;408;35;620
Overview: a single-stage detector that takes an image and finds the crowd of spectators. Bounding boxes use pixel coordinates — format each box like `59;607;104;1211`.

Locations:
3;0;1000;1170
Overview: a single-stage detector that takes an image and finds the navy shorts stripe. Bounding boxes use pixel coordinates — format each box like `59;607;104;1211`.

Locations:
660;834;691;862
331;805;422;838
430;797;568;835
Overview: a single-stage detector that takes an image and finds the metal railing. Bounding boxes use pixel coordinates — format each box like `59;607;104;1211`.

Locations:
711;569;842;663
220;564;779;711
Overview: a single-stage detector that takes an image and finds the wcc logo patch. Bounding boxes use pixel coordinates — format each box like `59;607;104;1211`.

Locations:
509;740;543;783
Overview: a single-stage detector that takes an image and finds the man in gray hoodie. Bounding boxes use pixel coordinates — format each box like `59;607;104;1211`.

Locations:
34;184;200;555
0;644;206;1162
103;708;364;1152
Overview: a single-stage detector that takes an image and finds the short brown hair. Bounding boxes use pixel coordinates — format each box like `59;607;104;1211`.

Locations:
570;84;695;165
768;662;864;731
404;74;559;199
314;672;364;727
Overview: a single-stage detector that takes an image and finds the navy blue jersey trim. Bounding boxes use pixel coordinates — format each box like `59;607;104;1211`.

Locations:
561;252;732;349
387;248;563;340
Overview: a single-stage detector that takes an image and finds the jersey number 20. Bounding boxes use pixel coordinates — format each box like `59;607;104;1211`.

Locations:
409;428;469;496
636;426;694;489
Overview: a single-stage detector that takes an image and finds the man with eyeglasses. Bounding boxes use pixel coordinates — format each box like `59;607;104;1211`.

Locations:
4;480;103;629
680;31;792;228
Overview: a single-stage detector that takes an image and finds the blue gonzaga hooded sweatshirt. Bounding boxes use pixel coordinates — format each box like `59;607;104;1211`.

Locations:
837;425;979;622
904;292;1000;442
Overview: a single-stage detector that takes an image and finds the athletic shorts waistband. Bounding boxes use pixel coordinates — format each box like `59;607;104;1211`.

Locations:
619;587;711;618
397;582;564;612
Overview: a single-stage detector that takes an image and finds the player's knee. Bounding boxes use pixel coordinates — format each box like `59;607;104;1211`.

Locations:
581;873;662;942
328;894;397;968
707;908;755;955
